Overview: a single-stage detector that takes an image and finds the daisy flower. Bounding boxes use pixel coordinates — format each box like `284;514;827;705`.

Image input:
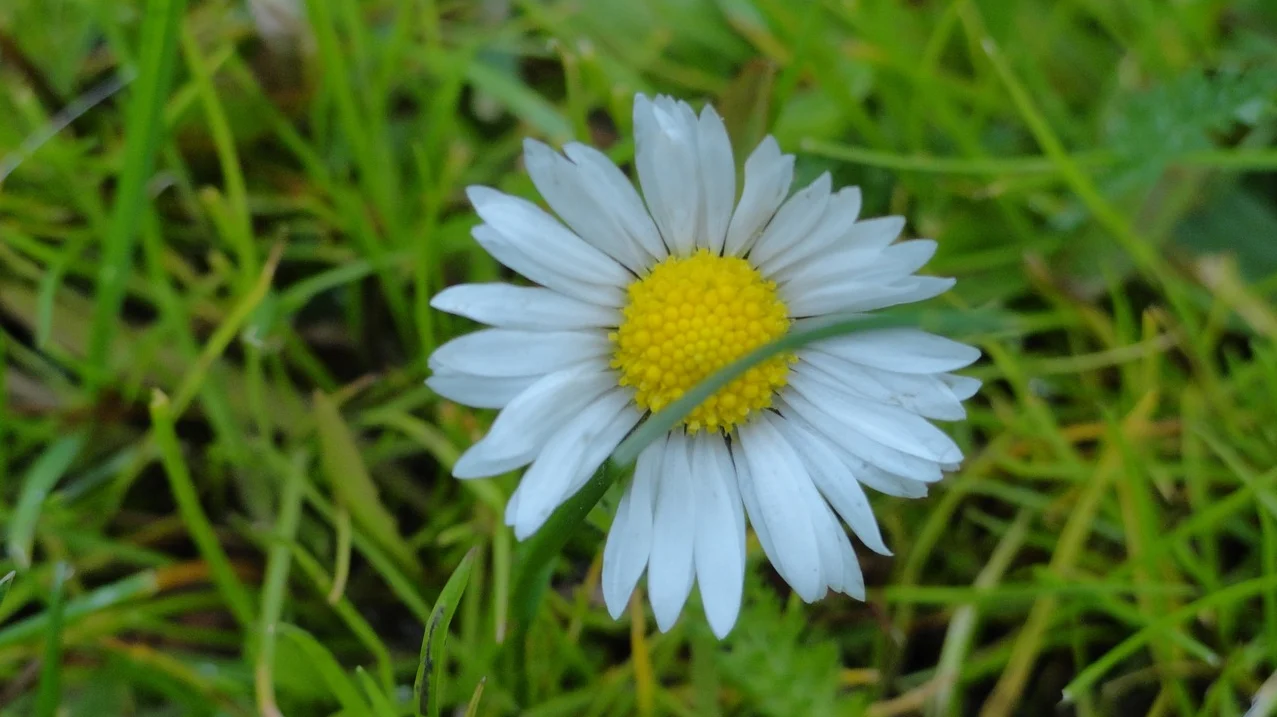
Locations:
428;94;980;638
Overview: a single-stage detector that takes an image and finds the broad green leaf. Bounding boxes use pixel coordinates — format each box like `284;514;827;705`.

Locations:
312;390;420;573
277;623;370;716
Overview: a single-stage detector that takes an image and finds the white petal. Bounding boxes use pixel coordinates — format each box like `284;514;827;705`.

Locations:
429;328;610;377
691;433;746;638
771;418;891;556
787;371;962;464
795;352;967;421
431;283;620;330
761;414;838;597
735;418;823;601
562;142;666;262
834;523;866;600
696;106;735;254
471;224;626;307
746;172;832;268
425;370;537;410
468;186;630;286
648;431;697;632
635;94;701;256
570;406;644;499
756;186;862;277
707;435;747;555
777;235;945;315
777;394;933;498
816;329;982;374
510;389;639;538
856;239;939;280
807;497;843;598
452;368;614;479
941;373;982;400
724;136;795;257
784;276;955;317
771;216;904;286
523;139;646;273
602;438;663;619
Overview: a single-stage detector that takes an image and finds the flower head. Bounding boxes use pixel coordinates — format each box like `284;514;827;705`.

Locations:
428;93;980;638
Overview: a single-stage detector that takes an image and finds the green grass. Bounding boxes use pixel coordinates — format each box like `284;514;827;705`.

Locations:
2;0;1277;715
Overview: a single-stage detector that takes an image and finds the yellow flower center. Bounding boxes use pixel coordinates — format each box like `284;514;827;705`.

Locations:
610;249;794;434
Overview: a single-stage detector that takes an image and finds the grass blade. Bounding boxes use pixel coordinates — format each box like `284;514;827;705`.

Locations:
150;390;255;628
463;677;487;717
8;433;86;568
357;667;398;717
0;570;159;650
277;623;370;715
86;0;186;385
32;562;71;717
0;572;14;610
255;452;308;717
415;546;478;717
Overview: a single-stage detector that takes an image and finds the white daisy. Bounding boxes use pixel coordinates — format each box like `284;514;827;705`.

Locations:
428;93;980;638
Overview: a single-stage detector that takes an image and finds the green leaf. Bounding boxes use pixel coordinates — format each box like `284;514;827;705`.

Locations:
357;666;398;717
415;546;478;717
312;390;420;573
277;623;371;716
1104;67;1277;188
8;433;86;568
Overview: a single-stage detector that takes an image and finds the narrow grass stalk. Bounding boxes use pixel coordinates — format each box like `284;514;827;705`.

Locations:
149;390;255;628
928;509;1032;716
415;546;478;717
178;24;256;285
254;452;308;717
170;243;283;417
979;393;1158;715
32;562;71;717
87;0;187;385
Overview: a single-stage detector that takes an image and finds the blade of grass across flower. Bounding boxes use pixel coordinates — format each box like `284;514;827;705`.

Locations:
33;562;71;717
8;433;86;568
508;461;622;636
415;546;478;717
612;308;1007;466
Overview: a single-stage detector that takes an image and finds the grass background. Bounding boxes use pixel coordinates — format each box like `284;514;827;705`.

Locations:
2;0;1277;715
